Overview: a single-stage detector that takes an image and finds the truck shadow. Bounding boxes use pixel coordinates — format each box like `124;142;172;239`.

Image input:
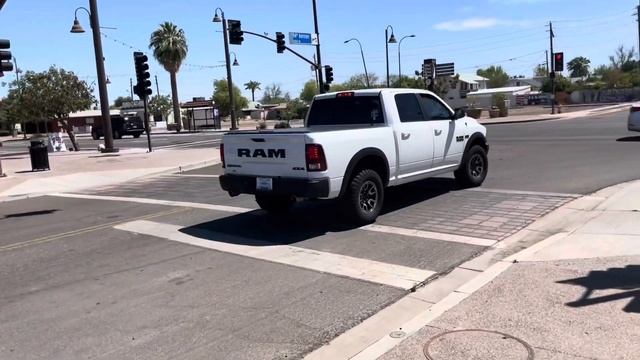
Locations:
557;265;640;313
180;177;459;246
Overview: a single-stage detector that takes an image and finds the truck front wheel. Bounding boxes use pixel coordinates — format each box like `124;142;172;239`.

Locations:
255;194;295;214
455;145;488;188
341;169;384;225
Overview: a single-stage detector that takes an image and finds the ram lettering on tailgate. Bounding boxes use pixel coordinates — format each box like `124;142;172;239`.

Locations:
237;148;286;158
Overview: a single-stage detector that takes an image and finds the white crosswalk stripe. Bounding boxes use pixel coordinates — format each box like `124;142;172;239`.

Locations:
115;220;436;290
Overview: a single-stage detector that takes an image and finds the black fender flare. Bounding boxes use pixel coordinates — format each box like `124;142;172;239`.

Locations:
339;148;390;196
464;132;489;154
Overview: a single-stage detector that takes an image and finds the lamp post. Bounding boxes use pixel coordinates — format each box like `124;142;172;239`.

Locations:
344;38;370;88
12;55;26;139
230;51;239;66
70;1;117;152
385;25;397;87
213;7;238;130
398;35;415;87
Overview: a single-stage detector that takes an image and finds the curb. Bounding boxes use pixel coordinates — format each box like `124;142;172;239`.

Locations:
479;116;561;126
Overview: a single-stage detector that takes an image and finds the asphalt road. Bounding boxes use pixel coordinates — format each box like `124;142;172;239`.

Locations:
0;131;223;156
1;110;638;360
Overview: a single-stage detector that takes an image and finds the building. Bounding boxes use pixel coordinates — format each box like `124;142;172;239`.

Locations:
442;74;489;109
466;85;532;109
506;77;544;90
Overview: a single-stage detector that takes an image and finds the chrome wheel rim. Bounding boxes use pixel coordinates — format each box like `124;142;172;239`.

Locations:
469;153;485;178
359;180;378;213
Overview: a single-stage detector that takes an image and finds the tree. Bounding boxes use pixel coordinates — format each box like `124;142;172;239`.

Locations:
15;66;94;150
541;74;574;93
342;73;380;90
149;22;188;131
148;95;172;121
567;56;591;78
300;80;318;103
477;65;509;88
112;96;132;108
261;83;290;104
609;45;636;71
244;81;261;102
534;64;548;77
212;79;248;117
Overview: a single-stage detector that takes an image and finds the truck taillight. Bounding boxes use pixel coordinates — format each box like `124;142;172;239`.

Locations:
306;144;327;172
220;144;225;168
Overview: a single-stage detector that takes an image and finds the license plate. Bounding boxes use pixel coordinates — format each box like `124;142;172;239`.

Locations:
256;177;273;191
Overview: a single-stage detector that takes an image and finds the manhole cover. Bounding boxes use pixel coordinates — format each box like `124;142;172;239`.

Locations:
424;329;534;360
389;330;406;338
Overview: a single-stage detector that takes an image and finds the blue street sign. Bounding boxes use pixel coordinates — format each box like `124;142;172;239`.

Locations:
289;32;314;46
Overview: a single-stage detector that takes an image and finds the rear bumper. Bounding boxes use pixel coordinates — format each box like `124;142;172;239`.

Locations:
219;174;331;198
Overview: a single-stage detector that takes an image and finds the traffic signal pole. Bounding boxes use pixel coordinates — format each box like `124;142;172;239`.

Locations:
549;21;556;115
221;16;237;131
312;0;325;93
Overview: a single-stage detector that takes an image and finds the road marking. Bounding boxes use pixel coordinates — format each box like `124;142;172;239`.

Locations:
0;208;186;253
467;187;581;198
115;220;435;290
50;193;252;213
362;224;497;247
172;174;220;178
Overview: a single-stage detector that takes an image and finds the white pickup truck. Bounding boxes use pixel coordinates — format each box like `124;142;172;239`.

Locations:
220;89;488;224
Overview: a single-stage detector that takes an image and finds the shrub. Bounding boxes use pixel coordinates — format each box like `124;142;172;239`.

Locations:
274;121;291;129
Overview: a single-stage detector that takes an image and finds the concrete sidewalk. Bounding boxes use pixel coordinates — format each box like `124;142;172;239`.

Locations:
305;180;640;360
0;147;220;199
478;103;630;125
373;181;640;359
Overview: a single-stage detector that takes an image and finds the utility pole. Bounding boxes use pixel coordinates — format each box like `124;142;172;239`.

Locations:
637;1;640;64
155;74;160;96
312;0;324;93
548;21;556;115
545;50;549;74
129;77;133;99
313;53;319;90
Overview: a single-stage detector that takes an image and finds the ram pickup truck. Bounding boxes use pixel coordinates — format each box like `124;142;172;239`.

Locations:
220;88;489;224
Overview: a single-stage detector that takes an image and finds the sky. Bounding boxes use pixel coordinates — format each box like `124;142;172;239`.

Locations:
1;0;639;103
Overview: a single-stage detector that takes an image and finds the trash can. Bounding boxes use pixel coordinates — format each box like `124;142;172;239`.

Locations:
29;139;50;171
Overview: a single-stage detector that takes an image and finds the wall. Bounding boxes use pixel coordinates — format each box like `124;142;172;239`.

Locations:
570;88;640;104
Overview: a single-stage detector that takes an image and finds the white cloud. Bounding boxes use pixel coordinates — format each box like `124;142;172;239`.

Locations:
433;17;532;31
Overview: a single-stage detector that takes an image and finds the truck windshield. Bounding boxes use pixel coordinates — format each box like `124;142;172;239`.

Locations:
307;95;383;126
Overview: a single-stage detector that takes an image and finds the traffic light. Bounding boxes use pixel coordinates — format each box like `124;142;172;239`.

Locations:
276;32;286;53
324;65;334;84
554;52;564;72
228;20;243;45
0;39;13;76
133;52;152;98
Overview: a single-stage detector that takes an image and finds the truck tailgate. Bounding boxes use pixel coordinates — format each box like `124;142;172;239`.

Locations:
223;133;308;177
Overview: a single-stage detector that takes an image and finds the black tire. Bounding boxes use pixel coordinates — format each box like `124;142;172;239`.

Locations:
133;133;141;138
92;132;100;140
455;145;488;188
255;194;295;214
340;169;384;225
113;130;122;139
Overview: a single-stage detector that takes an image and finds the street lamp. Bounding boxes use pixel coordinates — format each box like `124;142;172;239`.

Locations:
398;35;415;87
70;1;117;152
230;51;239;66
344;38;370;88
213;7;238;130
385;25;396;88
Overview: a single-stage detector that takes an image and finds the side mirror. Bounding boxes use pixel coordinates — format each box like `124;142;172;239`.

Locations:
452;108;466;120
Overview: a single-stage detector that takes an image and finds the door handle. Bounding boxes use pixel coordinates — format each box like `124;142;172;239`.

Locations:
434;129;443;136
401;133;411;140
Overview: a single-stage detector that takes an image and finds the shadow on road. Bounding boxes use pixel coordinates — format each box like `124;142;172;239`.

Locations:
616;136;640;142
557;265;640;313
3;209;60;219
180;177;458;246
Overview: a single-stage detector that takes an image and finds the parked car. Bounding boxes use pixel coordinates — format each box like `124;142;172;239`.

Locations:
92;115;145;140
219;88;489;224
628;103;640;132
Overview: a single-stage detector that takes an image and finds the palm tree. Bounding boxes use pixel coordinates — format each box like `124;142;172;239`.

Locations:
244;80;261;102
567;56;591;78
149;22;188;130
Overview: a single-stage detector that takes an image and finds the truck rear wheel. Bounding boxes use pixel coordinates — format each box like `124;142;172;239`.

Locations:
255;194;295;214
341;169;384;225
455;145;488;188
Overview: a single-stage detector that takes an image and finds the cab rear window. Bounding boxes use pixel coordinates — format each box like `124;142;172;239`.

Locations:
307;95;383;126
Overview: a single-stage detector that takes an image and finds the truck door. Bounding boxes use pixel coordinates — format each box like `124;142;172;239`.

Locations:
418;94;465;167
393;93;434;177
